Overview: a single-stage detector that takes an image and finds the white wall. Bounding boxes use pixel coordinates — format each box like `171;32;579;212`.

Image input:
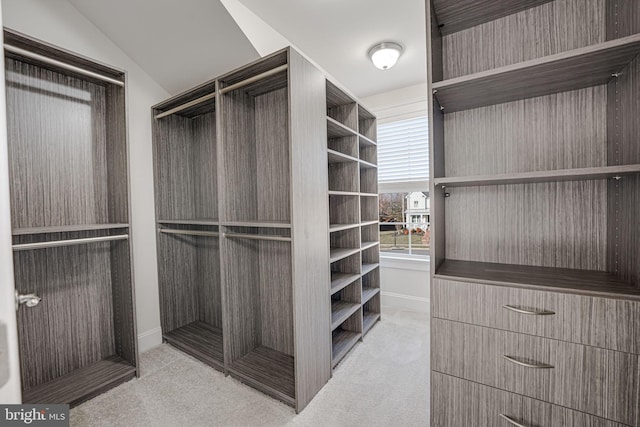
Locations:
361;83;430;313
2;0;168;352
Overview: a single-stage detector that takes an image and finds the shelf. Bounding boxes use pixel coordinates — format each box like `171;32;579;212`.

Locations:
360;193;379;197
222;220;291;229
331;272;361;295
432;0;554;35
330;247;361;263
361;220;379;227
434;164;640;187
329;190;360;196
157;219;219;226
327;116;358;138
332;330;361;368
362;287;380;304
358;134;377;146
228;346;295;406
163;321;223;370
361;263;380;276
331;301;361;330
359;160;377;169
22;355;136;406
329;223;360;233
361;241;380;251
436;259;640;299
432;34;640;112
363;312;381;335
328;149;358;164
13;223;129;236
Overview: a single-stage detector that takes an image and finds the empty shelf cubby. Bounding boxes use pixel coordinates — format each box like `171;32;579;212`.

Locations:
362;269;381;304
360;196;379;223
331;280;362;330
330;227;361;263
360;168;378;194
358;105;377;142
326;80;358;132
359;142;377;165
329;162;360;193
362;244;380;267
329;194;360;230
331;252;361;295
332;309;362;368
361;222;379;246
363;293;381;335
329;134;359;158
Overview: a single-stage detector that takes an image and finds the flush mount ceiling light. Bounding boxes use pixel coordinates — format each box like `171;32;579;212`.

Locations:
368;42;403;70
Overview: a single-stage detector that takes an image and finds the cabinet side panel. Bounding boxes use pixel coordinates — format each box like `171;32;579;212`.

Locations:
197;237;222;328
288;50;331;412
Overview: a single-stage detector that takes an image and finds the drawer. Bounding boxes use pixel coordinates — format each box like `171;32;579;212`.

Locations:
432;278;640;353
432;319;638;425
432;372;629;427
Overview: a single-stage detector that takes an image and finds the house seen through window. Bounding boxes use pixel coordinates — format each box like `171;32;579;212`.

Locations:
377;115;429;258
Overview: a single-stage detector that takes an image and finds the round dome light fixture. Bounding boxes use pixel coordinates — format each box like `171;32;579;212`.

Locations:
368;42;403;70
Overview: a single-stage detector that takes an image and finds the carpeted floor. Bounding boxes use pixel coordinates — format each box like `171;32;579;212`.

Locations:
71;307;430;426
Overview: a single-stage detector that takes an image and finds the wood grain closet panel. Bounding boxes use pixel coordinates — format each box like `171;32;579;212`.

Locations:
191;112;218;220
105;85;129;223
222;236;260;362
442;0;605;79
157;234;200;332
258;239;294;356
14;242;116;390
432;279;640;353
445;180;607;270
196;236;222;328
255;87;290;223
220;91;258;222
110;240;137;366
607;1;640;40
432;319;638;424
432;373;628;427
6;58;110;228
444;86;607;176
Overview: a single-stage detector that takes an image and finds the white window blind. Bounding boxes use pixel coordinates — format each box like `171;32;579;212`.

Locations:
377;116;429;185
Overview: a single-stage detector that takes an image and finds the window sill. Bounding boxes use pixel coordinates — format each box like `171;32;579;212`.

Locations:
380;254;430;272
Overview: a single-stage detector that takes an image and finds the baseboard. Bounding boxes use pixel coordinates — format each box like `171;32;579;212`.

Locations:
137;326;163;353
381;291;429;313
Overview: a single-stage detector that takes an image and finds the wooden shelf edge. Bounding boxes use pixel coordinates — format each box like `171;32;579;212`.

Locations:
360;193;379;197
358;134;377;146
362;288;380;304
361;263;380;276
222;221;292;229
157;219;219;226
329;190;360;196
330;247;361;263
434;164;640;187
359;159;378;169
327;116;358;138
227;368;295;407
13;223;129;235
328;148;359;163
361;241;380;251
330;273;361;295
329;223;361;233
361;220;379;226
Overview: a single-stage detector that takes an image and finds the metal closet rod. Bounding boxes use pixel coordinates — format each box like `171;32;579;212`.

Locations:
4;44;125;87
223;232;291;242
219;64;288;94
12;234;129;251
159;228;219;237
154;92;216;120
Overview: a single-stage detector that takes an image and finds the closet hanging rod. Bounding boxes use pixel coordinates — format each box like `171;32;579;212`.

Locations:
4;44;125;87
223;232;291;242
12;234;128;251
219;64;288;95
159;229;219;237
154;92;217;120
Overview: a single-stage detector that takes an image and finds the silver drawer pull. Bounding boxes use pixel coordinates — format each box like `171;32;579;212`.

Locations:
503;355;554;369
503;305;555;316
499;413;531;427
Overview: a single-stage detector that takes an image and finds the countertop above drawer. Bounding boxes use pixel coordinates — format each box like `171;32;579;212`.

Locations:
432;278;640;353
432;372;630;427
432;319;638;425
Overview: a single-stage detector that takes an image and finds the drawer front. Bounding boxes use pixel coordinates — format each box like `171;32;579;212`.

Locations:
432;373;629;427
432;319;638;425
432;278;640;353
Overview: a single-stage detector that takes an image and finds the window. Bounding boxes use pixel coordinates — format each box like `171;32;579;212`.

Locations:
377;116;429;258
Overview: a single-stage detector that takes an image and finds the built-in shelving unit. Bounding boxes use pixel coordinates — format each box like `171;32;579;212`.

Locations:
428;1;640;424
326;80;381;369
5;29;138;405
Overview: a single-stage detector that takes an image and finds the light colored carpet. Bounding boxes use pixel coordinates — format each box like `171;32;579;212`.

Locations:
71;307;429;426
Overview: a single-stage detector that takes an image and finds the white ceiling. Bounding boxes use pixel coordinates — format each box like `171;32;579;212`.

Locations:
68;0;260;94
68;0;426;98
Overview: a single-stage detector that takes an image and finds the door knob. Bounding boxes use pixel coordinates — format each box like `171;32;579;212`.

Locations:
15;291;41;310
